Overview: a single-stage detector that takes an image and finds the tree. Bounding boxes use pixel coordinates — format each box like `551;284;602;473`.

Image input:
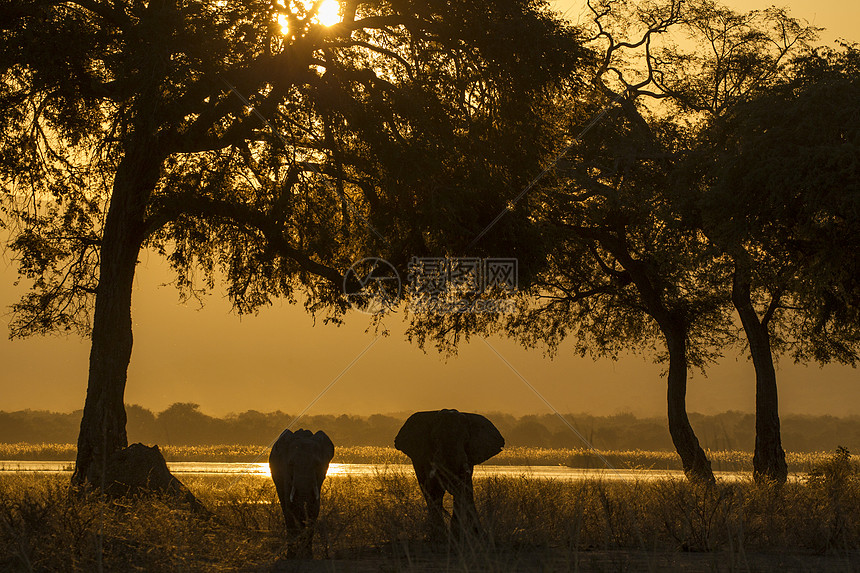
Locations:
647;1;851;482
403;0;726;483
510;0;732;483
683;43;860;481
507;102;729;484
584;1;858;484
519;0;825;484
411;0;838;484
0;0;584;487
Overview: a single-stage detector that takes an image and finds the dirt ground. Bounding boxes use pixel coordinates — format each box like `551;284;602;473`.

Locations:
267;543;860;572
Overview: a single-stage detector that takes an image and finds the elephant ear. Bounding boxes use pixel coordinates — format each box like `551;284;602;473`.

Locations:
314;430;335;463
394;411;439;459
269;428;294;465
271;428;296;449
464;413;505;465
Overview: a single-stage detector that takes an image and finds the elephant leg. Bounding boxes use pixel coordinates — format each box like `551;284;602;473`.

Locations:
294;525;314;558
286;500;321;558
451;477;481;539
284;504;308;558
285;528;314;558
415;463;447;539
422;480;447;540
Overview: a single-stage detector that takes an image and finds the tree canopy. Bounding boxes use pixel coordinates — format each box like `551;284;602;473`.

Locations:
690;44;860;365
1;0;587;331
0;0;587;485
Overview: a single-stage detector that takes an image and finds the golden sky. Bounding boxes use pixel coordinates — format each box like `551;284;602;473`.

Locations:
1;0;859;419
552;0;860;45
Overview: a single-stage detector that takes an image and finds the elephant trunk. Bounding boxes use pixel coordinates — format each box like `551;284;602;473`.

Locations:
289;471;322;515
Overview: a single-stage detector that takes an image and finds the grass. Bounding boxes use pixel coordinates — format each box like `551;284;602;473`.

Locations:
0;443;844;473
1;450;859;571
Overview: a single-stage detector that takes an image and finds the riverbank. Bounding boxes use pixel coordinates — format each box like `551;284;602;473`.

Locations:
0;443;845;472
1;455;858;571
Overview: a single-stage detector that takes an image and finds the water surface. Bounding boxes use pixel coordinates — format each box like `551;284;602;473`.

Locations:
0;460;752;481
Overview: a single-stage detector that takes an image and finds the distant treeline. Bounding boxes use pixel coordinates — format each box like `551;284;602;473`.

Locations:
1;404;858;453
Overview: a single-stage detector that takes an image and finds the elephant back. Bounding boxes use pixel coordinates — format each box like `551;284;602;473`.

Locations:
270;428;334;464
394;410;505;465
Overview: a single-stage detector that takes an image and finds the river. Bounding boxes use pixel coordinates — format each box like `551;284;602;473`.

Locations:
0;460;755;482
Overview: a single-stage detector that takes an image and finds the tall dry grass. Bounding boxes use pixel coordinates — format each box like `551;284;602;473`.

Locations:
1;450;858;571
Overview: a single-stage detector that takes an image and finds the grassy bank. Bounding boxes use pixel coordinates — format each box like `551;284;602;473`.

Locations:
1;451;858;571
0;443;844;473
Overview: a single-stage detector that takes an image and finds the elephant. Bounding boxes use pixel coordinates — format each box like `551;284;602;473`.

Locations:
394;409;504;539
269;428;335;558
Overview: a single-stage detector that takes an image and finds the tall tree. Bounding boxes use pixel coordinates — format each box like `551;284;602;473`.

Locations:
682;43;860;481
407;0;726;483
649;3;850;482
503;96;730;484
0;0;584;486
407;0;833;484
517;0;819;484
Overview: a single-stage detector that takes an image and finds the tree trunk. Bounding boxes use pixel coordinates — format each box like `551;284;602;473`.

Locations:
71;145;159;487
665;321;715;484
732;265;788;484
602;239;714;484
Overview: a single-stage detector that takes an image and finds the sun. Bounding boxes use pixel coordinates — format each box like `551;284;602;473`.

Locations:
315;0;340;27
277;0;341;35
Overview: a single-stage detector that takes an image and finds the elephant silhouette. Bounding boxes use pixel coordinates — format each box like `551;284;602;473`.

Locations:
395;409;504;539
269;428;334;558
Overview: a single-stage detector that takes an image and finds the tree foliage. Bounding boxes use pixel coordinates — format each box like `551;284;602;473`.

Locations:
689;43;860;365
0;0;587;333
0;0;587;485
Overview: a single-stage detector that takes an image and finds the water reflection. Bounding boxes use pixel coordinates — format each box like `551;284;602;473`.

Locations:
0;460;754;482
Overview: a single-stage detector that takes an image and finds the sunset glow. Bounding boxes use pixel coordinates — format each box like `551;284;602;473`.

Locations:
315;0;341;26
277;0;341;35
